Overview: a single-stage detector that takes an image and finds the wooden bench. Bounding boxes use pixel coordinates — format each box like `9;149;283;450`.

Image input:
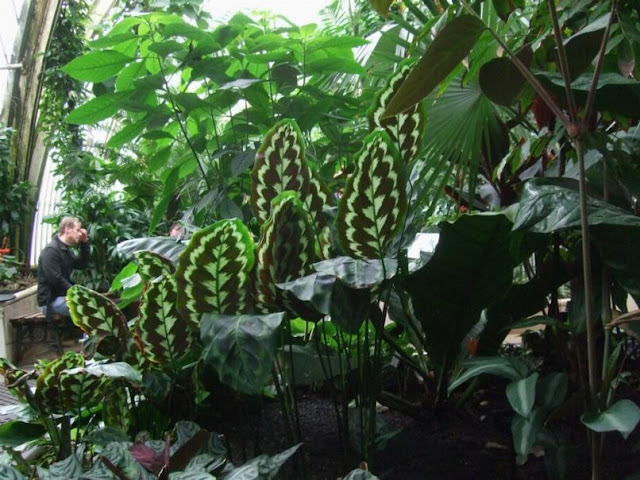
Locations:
10;312;68;362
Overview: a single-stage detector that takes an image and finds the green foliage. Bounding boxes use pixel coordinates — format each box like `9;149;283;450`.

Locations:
0;126;32;251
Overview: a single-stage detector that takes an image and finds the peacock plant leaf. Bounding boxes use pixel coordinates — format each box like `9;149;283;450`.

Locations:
0;359;31;403
137;274;195;372
58;368;111;414
102;381;131;432
67;285;129;341
369;59;424;164
133;250;175;280
250;119;310;225
306;171;336;259
176;219;255;323
337;130;407;259
33;352;84;415
254;191;317;315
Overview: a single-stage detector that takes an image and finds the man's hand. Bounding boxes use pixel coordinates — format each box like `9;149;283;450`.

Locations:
78;228;89;243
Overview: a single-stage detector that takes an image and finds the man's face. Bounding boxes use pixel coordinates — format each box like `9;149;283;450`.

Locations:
64;222;83;245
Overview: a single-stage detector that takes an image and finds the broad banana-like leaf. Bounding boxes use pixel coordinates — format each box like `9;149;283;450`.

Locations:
137;274;195;371
200;312;284;395
250;119;310;225
506;373;539;418
369;59;424;163
67;285;129;341
253;192;317;314
581;399;640;439
134;250;175;280
337;130;406;259
176;219;255;321
512;408;547;464
117;236;186;263
33;352;85;414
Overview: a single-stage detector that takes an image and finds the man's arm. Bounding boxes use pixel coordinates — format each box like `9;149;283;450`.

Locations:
40;247;73;290
73;241;91;270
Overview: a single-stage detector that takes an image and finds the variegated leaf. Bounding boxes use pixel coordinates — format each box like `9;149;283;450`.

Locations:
67;285;129;341
34;352;84;415
137;274;195;370
103;381;131;432
250;119;310;225
58;369;111;414
134;250;175;280
306;171;335;260
369;59;424;163
254;191;317;314
176;219;255;322
337;130;407;259
0;359;31;402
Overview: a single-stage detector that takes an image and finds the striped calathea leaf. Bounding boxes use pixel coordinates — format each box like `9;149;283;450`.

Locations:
33;352;85;414
337;130;407;259
176;219;255;323
137;274;195;370
0;359;32;402
369;59;424;164
254;191;317;315
306;171;336;259
67;285;129;342
250;119;310;225
133;250;175;280
103;381;132;432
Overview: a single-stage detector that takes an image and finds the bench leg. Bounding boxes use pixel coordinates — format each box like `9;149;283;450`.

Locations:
14;325;24;364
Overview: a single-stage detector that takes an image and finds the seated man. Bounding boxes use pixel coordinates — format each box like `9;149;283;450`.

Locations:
37;216;90;316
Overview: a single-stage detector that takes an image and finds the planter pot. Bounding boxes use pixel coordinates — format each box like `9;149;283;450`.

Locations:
0;285;38;363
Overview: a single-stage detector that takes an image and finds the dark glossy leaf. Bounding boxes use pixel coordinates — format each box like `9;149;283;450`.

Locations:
536;372;568;410
513;179;640;233
563;14;610;80
200;312;284;395
313;256;398;289
329;280;371;334
512;408;546;461
593;225;640;298
409;214;520;384
506;373;538;418
117;236;187;263
0;420;45;447
479;47;532;106
581;399;640;439
383;16;486;117
280;343;357;386
276;272;337;315
448;356;529;393
222;444;301;480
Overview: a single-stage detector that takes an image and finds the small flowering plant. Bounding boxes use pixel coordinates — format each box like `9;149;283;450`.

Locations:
0;237;20;285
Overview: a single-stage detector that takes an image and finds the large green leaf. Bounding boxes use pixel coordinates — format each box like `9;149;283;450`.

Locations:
513;179;640;233
66;92;127;125
61;50;131;82
138;275;195;370
250;119;310;225
592;225;640;297
563;14;610;80
506;373;539;418
408;214;520;388
176;219;255;321
536;372;568;410
512;408;547;463
313;257;398;289
200;312;284;395
448;356;529;394
478;47;531;106
383;15;486;117
254;192;316;315
106;120;146;148
0;465;25;479
117;236;186;264
369;59;424;164
57;368;111;414
37;452;83;480
337;130;406;259
581;399;640;439
279;343;357;386
0;420;45;447
222;444;301;480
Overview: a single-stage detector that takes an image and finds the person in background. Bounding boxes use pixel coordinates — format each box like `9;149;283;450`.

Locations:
169;222;183;238
37;216;90;316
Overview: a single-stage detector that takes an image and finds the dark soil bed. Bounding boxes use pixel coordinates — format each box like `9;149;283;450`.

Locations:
205;382;640;479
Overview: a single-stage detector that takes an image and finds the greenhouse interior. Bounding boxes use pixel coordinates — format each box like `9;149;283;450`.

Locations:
0;0;639;478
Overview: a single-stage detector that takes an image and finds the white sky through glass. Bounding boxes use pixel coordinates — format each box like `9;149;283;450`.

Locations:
204;0;329;26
